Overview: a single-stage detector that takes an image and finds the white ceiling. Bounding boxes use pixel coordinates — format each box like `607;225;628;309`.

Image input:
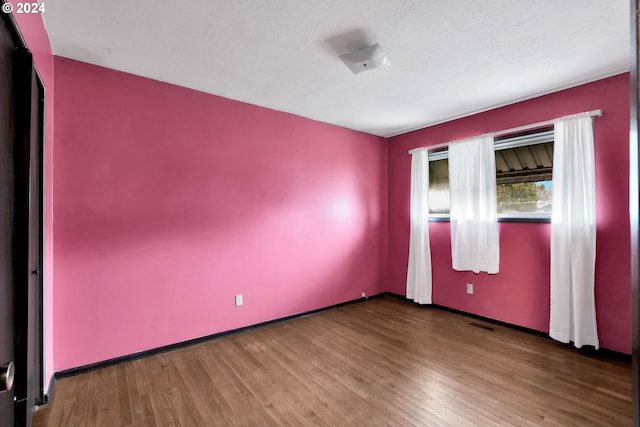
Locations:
42;1;630;137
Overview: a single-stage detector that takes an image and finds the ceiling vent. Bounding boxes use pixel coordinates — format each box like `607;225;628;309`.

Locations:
339;43;390;75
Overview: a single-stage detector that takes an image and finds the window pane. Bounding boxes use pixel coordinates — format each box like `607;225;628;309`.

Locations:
495;142;553;216
496;181;552;215
426;131;553;219
429;158;449;214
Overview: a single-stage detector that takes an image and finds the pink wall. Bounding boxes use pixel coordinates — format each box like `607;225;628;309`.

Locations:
52;58;388;370
388;73;631;353
6;10;634;386
10;6;55;389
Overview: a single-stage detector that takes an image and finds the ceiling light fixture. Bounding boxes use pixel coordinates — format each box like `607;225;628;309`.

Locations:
338;43;390;75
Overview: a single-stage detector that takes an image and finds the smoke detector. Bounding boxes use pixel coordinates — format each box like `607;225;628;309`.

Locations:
339;43;390;75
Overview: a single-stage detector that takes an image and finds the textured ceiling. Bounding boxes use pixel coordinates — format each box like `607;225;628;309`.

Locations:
41;1;630;137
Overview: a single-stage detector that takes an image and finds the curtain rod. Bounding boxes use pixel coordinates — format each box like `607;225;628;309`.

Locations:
408;109;603;154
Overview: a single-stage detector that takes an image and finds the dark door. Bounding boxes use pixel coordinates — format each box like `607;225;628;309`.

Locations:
28;66;45;410
0;8;44;427
14;59;44;427
12;39;43;427
0;13;19;427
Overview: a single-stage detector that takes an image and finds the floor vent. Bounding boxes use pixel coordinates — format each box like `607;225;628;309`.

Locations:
469;322;494;331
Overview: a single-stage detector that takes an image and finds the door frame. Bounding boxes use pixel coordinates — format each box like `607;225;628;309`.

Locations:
0;4;46;423
34;70;44;406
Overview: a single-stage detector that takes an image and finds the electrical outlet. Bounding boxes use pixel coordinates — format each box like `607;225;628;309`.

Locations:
361;291;366;298
235;294;243;306
466;283;474;295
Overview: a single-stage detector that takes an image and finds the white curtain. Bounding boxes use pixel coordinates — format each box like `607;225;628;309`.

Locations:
448;135;499;274
549;113;599;348
406;149;432;304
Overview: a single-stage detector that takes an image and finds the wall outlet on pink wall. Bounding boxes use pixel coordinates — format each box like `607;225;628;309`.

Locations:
235;294;243;307
466;283;474;295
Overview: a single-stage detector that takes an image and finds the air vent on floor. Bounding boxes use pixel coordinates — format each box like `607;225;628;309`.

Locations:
469;322;494;331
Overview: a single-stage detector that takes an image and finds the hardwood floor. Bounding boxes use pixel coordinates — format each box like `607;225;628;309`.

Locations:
33;296;631;426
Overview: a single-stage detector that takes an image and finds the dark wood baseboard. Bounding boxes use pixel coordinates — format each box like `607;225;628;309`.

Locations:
388;291;631;362
54;293;384;382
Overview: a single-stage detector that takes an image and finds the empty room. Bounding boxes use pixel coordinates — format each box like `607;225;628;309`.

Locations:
1;0;638;426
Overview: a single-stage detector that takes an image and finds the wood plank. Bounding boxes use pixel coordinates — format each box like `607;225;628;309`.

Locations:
33;297;631;426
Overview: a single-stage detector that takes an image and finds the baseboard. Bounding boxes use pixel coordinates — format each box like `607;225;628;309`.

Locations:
45;290;630;404
54;293;385;381
383;292;406;300
384;291;631;363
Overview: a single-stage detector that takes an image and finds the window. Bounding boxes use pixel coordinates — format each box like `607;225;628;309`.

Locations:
428;127;554;220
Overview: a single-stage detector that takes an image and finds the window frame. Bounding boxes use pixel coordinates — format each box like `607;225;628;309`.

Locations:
427;127;554;223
